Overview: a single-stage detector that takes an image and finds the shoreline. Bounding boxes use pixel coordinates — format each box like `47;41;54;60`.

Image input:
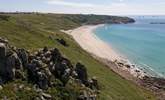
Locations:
63;24;165;99
62;24;147;80
63;24;120;61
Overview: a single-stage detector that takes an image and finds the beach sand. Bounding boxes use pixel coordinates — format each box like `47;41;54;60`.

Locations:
63;25;146;80
66;25;120;61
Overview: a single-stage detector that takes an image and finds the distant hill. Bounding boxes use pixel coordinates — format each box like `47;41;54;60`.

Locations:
0;12;135;24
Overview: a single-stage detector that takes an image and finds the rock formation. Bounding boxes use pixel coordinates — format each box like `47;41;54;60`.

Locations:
56;38;68;47
0;37;99;99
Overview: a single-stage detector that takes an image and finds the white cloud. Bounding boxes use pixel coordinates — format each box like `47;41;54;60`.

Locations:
45;0;165;15
46;0;127;9
47;0;97;8
111;3;127;7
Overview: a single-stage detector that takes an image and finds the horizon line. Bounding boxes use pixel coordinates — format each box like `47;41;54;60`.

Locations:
0;11;165;16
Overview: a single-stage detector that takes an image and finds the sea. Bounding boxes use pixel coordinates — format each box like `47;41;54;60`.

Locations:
94;16;165;78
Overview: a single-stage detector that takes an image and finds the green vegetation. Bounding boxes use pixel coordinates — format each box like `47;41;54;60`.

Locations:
0;13;155;100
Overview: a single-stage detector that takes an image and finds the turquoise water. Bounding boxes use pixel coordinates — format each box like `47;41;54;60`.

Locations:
94;16;165;78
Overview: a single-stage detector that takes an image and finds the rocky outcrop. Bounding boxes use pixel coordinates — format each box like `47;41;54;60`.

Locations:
141;76;165;91
75;62;88;85
140;76;165;100
0;37;99;99
56;38;68;47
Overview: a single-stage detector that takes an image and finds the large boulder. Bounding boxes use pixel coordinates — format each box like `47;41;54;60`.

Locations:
17;48;28;68
52;57;73;85
0;43;6;60
36;71;48;90
50;48;61;63
0;43;7;82
54;59;68;79
75;62;88;85
56;39;68;47
27;62;38;83
0;38;24;82
5;51;23;81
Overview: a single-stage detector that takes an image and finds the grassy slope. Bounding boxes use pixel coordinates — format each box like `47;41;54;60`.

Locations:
0;14;156;100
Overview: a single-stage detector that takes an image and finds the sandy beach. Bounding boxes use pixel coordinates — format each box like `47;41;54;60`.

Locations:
65;25;120;61
63;25;146;80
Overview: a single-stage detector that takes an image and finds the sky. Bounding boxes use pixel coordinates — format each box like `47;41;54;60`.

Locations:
0;0;165;15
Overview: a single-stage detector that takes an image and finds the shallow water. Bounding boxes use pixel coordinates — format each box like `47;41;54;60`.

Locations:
94;16;165;78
